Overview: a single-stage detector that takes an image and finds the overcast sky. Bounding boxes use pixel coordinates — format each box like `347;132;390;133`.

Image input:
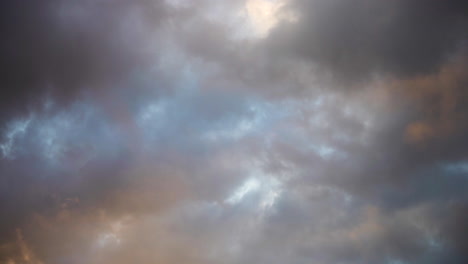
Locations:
1;1;467;263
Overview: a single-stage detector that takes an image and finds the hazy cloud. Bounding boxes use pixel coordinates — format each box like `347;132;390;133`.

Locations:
1;0;467;263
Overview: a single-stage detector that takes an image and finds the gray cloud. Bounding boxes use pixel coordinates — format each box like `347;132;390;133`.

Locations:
1;0;468;264
267;0;468;84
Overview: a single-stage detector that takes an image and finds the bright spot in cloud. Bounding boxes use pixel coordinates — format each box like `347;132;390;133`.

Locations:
259;177;282;210
95;219;129;249
226;177;261;205
225;171;283;212
245;0;297;37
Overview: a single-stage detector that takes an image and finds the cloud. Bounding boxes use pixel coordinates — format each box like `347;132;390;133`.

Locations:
1;0;468;263
0;0;169;123
267;0;468;84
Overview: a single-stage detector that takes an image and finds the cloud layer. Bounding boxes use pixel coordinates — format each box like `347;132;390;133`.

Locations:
1;0;467;263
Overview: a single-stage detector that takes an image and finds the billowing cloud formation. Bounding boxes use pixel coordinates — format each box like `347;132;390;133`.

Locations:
1;0;467;264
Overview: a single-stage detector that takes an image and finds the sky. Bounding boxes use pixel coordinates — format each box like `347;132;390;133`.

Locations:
0;0;467;263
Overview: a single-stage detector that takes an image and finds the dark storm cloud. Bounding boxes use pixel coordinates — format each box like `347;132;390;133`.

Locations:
0;0;168;123
268;0;468;83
